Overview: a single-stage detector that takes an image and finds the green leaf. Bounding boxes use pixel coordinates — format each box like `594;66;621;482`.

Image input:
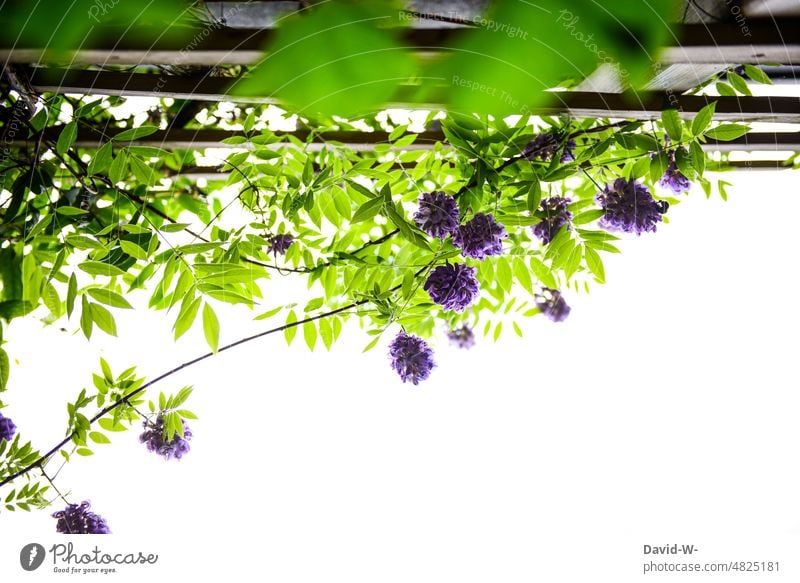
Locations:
119;239;148;260
705;124;749;141
526;180;542;213
76;447;94;456
79;261;126;278
303;320;317;351
86;287;133;309
109;151;128;184
584;245;606;283
89;431;111;445
495;257;513;293
572;209;605;226
67;273;77;317
529;257;557;289
112;126;159;142
661;109;682;141
284;310;298;346
88;141;113;175
202;302;220;353
351;196;383;224
743;64;771;85
55;206;89;216
512;257;533;294
715;81;736;96
90;303;117;336
80;296;93;340
174;295;201;340
649;151;669;183
56;121;78;156
690;141;705;175
235;3;414;116
129;155;158;186
0;348;9;392
727;71;751;96
98;418;128;432
691;102;716;136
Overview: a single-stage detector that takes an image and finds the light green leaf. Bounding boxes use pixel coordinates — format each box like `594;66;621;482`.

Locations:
56;121;77;156
86;288;133;309
202;302;220;353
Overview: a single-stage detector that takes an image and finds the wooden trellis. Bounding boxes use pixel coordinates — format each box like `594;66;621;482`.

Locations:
2;1;799;161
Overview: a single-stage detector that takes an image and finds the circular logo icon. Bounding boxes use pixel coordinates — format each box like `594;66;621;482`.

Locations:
20;543;46;571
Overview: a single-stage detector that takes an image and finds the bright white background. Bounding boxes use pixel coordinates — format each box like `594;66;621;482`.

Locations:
1;169;799;582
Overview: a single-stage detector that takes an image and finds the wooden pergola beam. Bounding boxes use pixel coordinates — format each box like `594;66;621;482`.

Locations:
2;19;798;66
8;126;800;152
20;68;800;122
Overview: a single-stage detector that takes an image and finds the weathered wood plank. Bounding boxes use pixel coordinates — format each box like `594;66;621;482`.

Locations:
2;20;798;65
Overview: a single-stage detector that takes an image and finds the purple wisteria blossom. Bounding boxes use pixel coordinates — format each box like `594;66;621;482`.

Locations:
560;138;577;163
52;501;111;534
268;234;294;255
139;416;192;460
413;191;460;239
389;332;436;385
452;213;507;260
532;196;573;245
424;263;480;312
595;178;668;235
535;288;571;322
0;413;16;442
522;132;559;161
522;132;575;163
658;152;691;195
447;325;475;349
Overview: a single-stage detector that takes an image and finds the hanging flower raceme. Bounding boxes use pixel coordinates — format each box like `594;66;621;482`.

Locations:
560;138;577;163
523;132;575;163
0;412;16;442
139;416;192;460
595;178;668;235
447;325;475;349
453;213;507;260
424;263;480;312
389;332;436;385
522;132;559;161
658;151;691;195
413;191;460;239
52;501;111;534
268;234;294;255
532;196;573;245
535;288;571;322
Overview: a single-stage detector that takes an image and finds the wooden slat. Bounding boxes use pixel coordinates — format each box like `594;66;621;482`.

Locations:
2;20;798;66
8;126;800;151
23;68;800;122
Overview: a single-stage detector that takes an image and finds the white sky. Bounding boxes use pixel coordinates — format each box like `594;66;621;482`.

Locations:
1;168;799;582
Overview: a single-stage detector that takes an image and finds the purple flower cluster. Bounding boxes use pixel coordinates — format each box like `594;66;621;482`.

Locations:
52;501;110;534
424;263;479;312
139;416;192;460
0;413;16;442
522;132;575;163
268;234;294;255
414;191;460;239
453;213;507;260
532;197;573;245
596;178;667;235
389;332;436;385
535;288;571;322
447;325;475;349
522;132;559;161
659;152;691;195
560;139;577;163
